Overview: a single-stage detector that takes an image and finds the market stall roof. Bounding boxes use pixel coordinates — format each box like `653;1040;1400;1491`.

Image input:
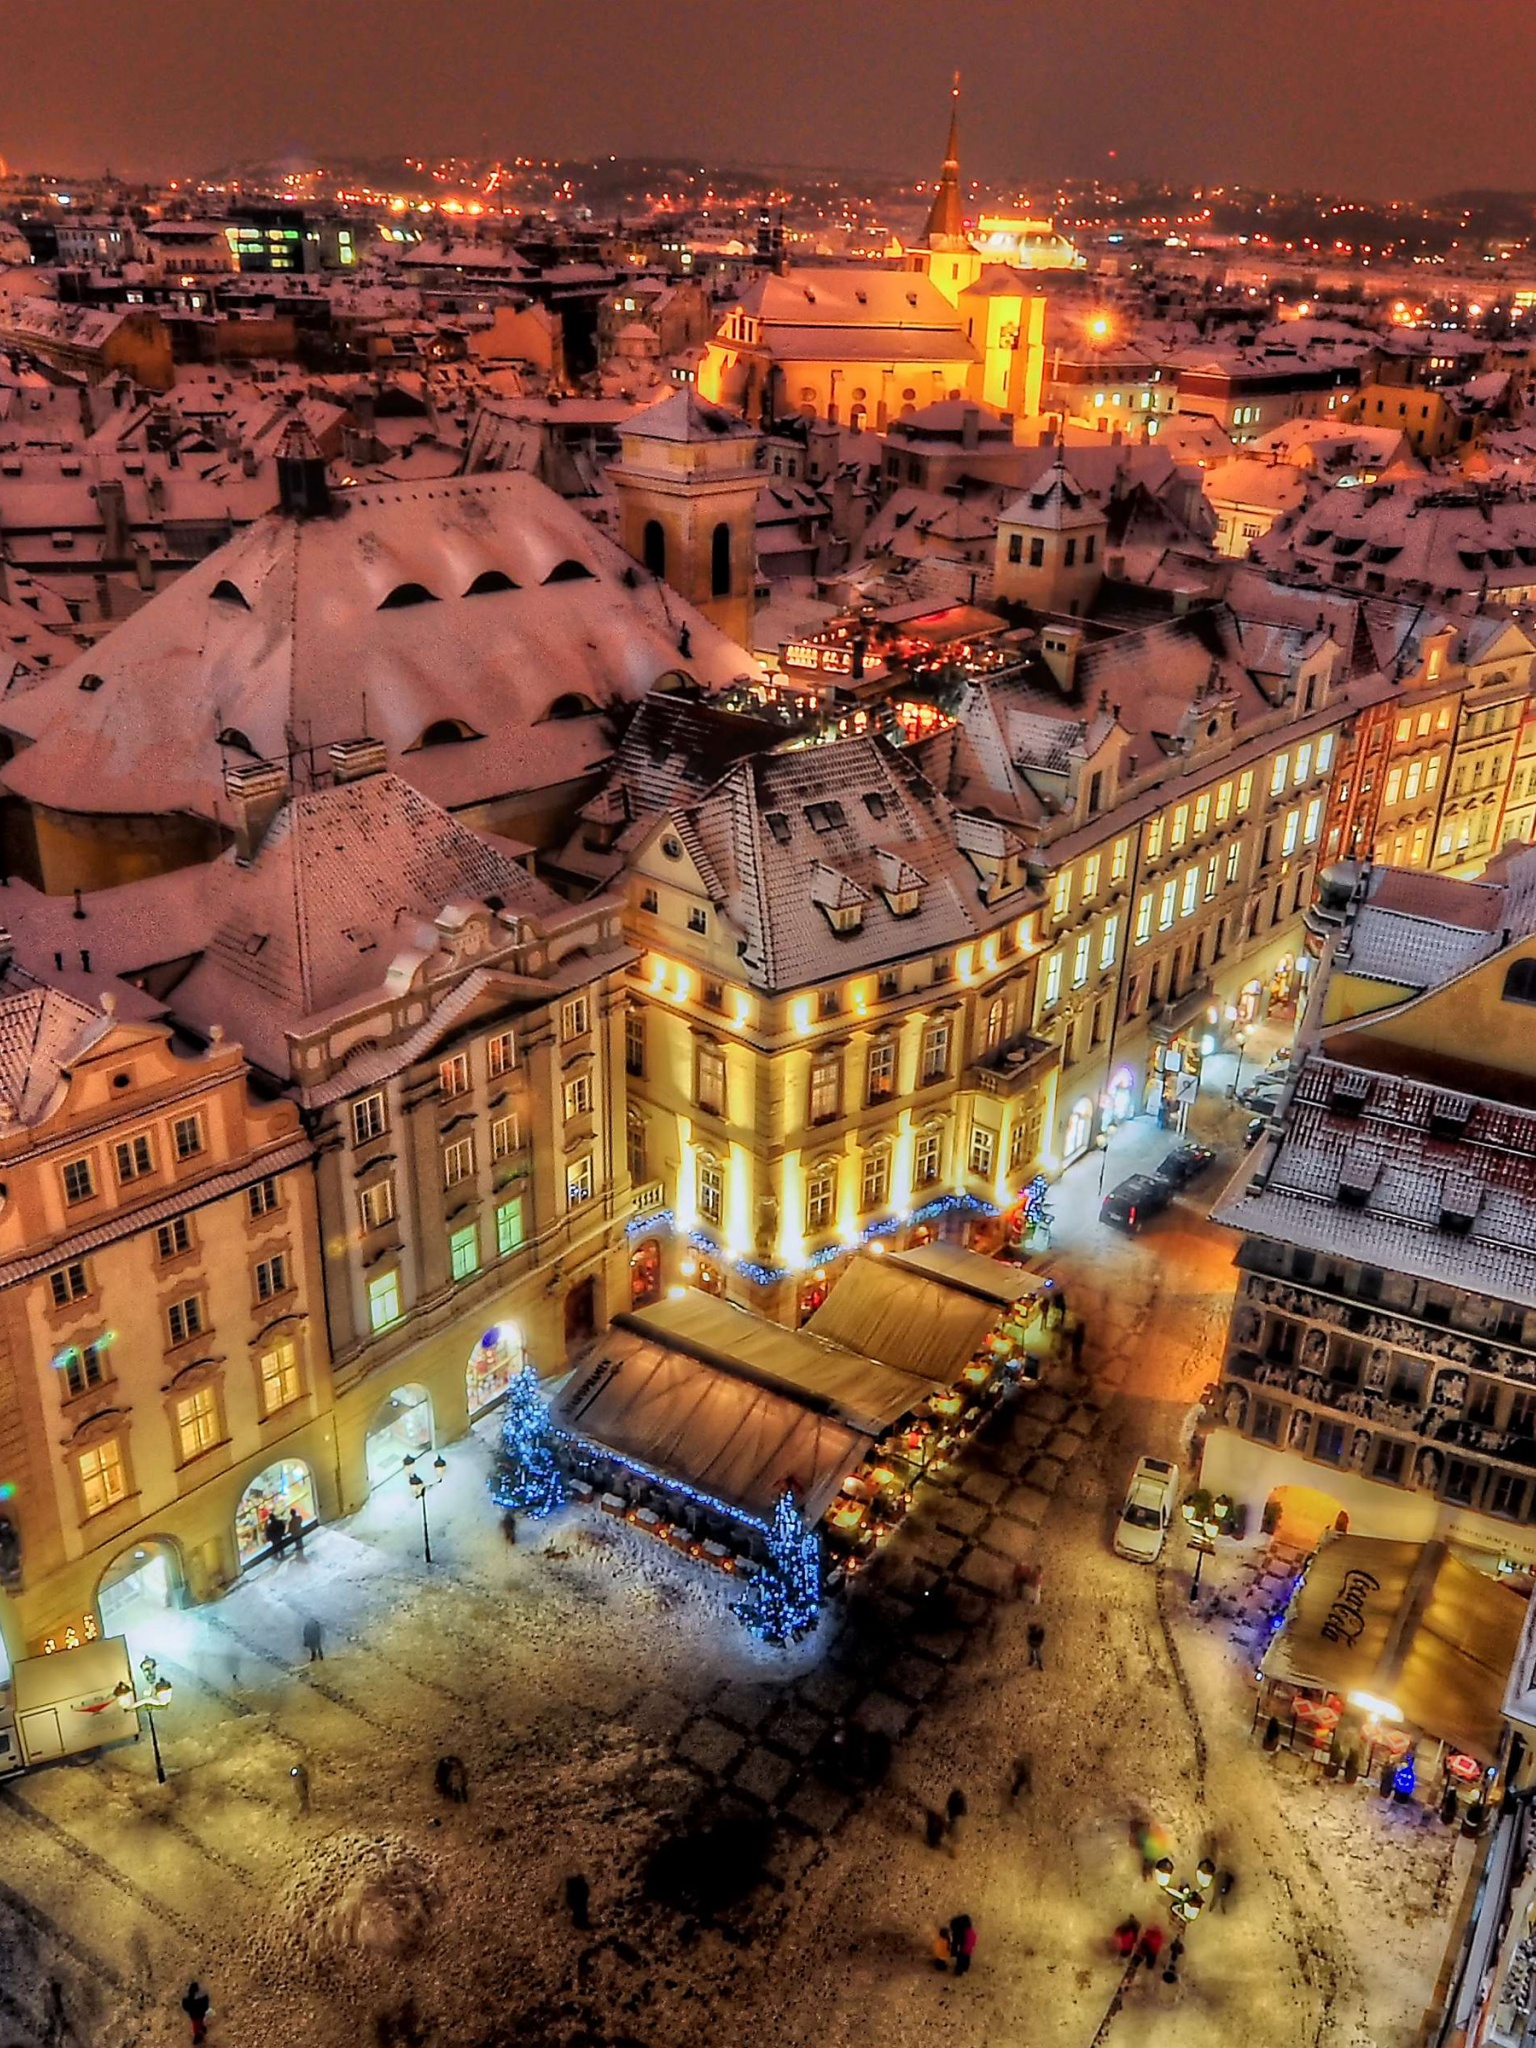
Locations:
806;1250;1003;1385
619;1294;939;1435
1262;1534;1528;1761
552;1327;868;1528
884;1240;1041;1307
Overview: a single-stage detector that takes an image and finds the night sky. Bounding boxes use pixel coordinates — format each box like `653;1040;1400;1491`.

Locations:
4;0;1536;197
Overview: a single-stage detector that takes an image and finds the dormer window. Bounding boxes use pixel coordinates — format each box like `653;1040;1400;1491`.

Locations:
827;903;863;934
887;889;919;918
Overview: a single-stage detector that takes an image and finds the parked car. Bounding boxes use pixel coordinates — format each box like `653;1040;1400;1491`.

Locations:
1099;1174;1171;1234
1237;1078;1283;1113
1114;1456;1181;1563
1152;1142;1216;1191
1244;1113;1269;1149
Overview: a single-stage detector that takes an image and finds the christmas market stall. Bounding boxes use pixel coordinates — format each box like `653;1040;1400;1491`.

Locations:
1255;1532;1528;1814
807;1242;1047;1391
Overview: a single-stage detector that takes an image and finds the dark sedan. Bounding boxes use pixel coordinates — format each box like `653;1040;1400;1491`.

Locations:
1152;1143;1216;1191
1099;1174;1172;1234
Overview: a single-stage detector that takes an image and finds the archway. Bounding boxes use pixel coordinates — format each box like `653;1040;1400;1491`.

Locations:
98;1538;185;1635
630;1238;662;1309
365;1384;434;1491
1063;1095;1095;1162
467;1324;524;1418
1263;1483;1344;1550
711;522;731;599
235;1460;318;1565
1107;1066;1137;1126
563;1277;597;1355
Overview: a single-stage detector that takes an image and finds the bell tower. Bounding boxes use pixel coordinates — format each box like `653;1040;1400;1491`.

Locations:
908;75;983;308
609;391;761;650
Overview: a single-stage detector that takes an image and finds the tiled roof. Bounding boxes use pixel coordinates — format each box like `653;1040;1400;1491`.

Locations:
0;983;110;1124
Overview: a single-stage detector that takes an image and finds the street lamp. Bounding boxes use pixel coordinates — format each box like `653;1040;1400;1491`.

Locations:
1182;1500;1220;1602
404;1452;448;1564
1228;1029;1250;1101
114;1671;173;1783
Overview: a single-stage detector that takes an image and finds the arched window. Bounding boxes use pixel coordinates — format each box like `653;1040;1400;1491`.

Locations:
378;582;438;609
542;558;595;584
415;718;478;747
544;691;600;720
711;522;731;599
1504;958;1536;1006
464;569;519;595
210;578;251;608
985;997;1008;1051
642;519;666;578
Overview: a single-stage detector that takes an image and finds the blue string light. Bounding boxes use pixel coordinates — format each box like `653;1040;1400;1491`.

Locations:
557;1429;769;1536
627;1208;675;1239
488;1366;567;1517
738;1488;823;1644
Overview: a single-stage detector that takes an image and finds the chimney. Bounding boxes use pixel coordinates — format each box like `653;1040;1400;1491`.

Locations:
329;737;388;784
1040;624;1082;694
225;760;288;864
961;405;980;452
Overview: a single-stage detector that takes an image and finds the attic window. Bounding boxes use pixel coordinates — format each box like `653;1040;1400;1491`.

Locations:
804;801;847;834
211;578;251;608
542;559;595;584
378;582;439;609
765;811;792;845
1440;1178;1485;1235
464;569;519;595
862;792;888;819
886;888;921;918
1336;1158;1380;1208
1327;1074;1371;1117
661;836;683;861
78;672;106;693
416;718;479;747
826;904;863;934
544;691;599;720
217;727;257;754
1429;1094;1475;1139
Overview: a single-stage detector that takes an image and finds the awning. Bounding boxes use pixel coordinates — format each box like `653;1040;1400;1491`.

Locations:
552;1329;868;1529
1262;1534;1528;1761
885;1240;1041;1308
619;1293;938;1435
806;1251;1002;1386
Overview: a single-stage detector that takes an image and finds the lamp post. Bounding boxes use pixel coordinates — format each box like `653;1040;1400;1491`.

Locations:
1182;1500;1220;1603
1228;1028;1249;1102
404;1452;448;1564
113;1671;173;1783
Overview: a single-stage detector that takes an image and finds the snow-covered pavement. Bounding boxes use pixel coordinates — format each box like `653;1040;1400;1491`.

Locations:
0;1057;1472;2048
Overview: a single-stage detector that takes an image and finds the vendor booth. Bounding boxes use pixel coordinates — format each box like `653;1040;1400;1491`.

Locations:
806;1244;1044;1385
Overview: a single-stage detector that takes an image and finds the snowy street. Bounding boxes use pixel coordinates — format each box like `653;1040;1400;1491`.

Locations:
2;1045;1469;2048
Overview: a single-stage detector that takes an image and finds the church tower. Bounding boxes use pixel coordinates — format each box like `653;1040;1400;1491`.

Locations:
609;391;761;651
908;75;984;308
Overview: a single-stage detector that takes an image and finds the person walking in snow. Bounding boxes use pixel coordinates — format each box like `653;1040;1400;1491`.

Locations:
302;1617;323;1662
289;1762;310;1813
945;1786;968;1853
924;1807;946;1851
1217;1868;1237;1912
1134;1925;1164;1972
287;1506;306;1558
1008;1752;1033;1803
269;1509;287;1561
180;1981;211;2044
1112;1916;1140;1961
1027;1620;1046;1669
948;1914;977;1976
564;1872;591;1929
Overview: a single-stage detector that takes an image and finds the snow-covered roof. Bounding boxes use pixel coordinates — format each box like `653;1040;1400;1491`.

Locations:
620;388;754;443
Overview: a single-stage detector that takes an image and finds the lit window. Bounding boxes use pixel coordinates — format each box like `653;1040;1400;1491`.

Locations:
1282;809;1300;857
1110;836;1130;883
567;1156;594;1207
1099;915;1119;970
487;1030;516;1077
450;1224;480;1281
1295;743;1312;783
1171;805;1189;849
352;1093;386;1145
866;1039;896;1103
1304;798;1322;844
564;1073;592;1120
1135;892;1153;943
439;1053;470;1098
1044;953;1063;1006
156;1217;192;1261
697;1041;727;1117
1317;733;1335;772
1146;816;1165;859
259;1338;301;1414
115;1133;153;1183
1082;853;1101;899
861;1148;890;1212
1052;868;1073;918
496;1196;525;1256
491;1113;520;1161
805;1162;837;1231
49;1261;89;1308
1072;934;1091;987
920;1020;951;1083
915;1130;942;1187
561;996;590;1040
1193;793;1211;835
61;1156;96;1205
1215;781;1233;823
1269;754;1289;795
248;1177;279;1218
254;1254;289;1302
1226;840;1243;883
359;1178;394;1231
173;1115;203;1161
1395;716;1412;743
78;1439;126;1516
968;1125;995;1178
1404;760;1422;801
1180;866;1199;916
1158;879;1177;930
176;1386;219;1462
697;1156;723;1224
1204;853;1219;899
368;1270;401;1331
443;1135;476;1187
1236;771;1254;811
167;1295;203;1346
1426;756;1441;791
1385;767;1402;804
809;1053;842;1123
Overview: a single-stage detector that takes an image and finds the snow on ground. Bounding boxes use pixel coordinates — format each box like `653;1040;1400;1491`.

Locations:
0;1048;1475;2047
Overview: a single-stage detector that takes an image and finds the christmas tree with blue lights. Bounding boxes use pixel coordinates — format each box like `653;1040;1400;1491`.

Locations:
489;1366;566;1518
740;1488;822;1644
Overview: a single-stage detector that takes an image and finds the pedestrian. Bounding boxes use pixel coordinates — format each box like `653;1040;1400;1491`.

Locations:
948;1913;977;1977
1053;1288;1069;1325
289;1761;310;1813
1112;1916;1140;1960
301;1616;323;1662
269;1509;287;1561
924;1807;947;1851
180;1981;211;2045
1069;1319;1086;1368
501;1509;518;1547
563;1872;591;1930
946;1786;968;1853
1027;1620;1046;1670
287;1506;305;1558
1135;1925;1164;1972
1008;1752;1032;1803
1217;1868;1236;1913
1162;1935;1185;1986
434;1753;468;1803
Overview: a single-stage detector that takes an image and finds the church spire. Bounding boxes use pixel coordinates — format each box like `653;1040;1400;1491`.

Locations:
921;72;966;249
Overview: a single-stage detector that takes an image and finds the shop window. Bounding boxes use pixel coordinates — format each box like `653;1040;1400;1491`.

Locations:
467;1324;524;1413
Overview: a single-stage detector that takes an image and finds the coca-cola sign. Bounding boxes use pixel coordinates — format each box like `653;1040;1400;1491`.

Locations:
1321;1567;1380;1646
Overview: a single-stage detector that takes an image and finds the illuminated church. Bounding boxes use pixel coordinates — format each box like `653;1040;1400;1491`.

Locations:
698;86;1071;432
